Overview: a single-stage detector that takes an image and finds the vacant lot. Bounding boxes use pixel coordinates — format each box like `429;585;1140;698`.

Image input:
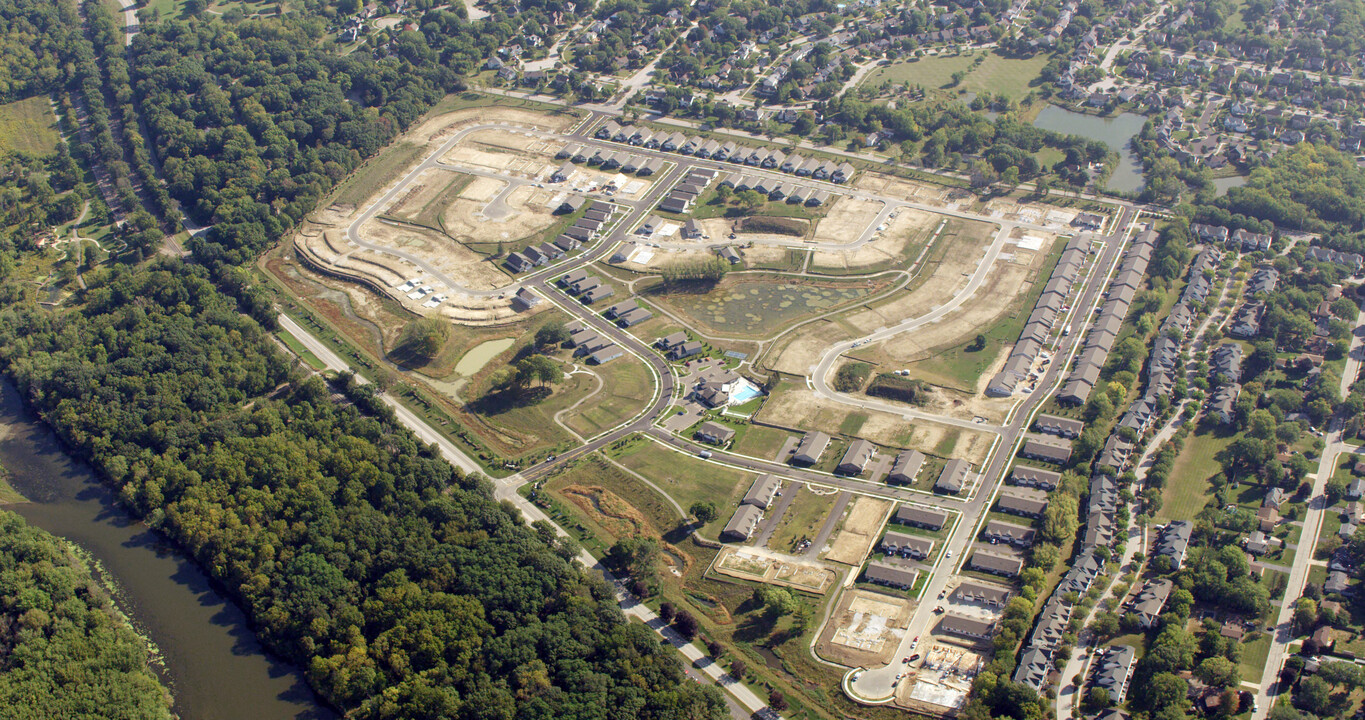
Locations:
611;439;756;539
561;356;655;438
850;232;1062;396
862;51;1050;100
381;168;473;231
647;274;890;338
825;496;894;565
1158;422;1238;523
767;486;836;553
810;197;884;245
818;589;913;668
810;206;940;274
0;96;59;156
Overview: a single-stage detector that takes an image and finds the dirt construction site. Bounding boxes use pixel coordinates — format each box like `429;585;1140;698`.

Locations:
711;546;838;594
822;496;895;566
292;105;590;323
817;589;913;667
899;644;985;713
755;386;997;466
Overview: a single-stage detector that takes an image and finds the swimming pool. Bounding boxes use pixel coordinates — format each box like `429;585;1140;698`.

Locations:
730;380;763;404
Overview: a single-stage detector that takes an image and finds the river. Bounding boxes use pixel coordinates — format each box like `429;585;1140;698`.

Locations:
1034;104;1147;194
0;382;333;720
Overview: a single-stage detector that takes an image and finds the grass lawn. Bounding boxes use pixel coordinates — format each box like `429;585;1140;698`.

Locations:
275;330;326;370
748;248;807;272
1157;421;1238;523
1238;632;1272;681
1103;632;1148;657
610;437;756;538
861;50;1050;101
0;96;60;156
730;422;795;461
562;356;655;437
1308;564;1328;589
765;485;835;553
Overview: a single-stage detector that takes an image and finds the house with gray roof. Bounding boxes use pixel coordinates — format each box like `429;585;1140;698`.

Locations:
837;440;876;475
982;520;1037;548
742;474;781;509
864;560;919;589
935;458;970;494
968;547;1024;577
881;531;935;560
722;505;763;542
792;431;831;465
895;505;947;531
887;450;926;485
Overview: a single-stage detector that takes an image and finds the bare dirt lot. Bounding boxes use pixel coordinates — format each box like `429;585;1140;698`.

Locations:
817;589;913;667
810;197;884;245
755;384;996;465
811;206;939;272
713;546;838;594
356;218;511;290
825;496;894;565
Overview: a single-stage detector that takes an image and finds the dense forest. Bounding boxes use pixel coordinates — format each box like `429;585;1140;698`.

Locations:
0;263;723;719
0;510;173;720
0;0;77;102
131;4;570;264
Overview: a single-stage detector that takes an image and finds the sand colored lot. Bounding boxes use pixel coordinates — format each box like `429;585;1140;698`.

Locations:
838;221;1004;336
811;206;940;272
983;197;1079;228
695;217;798;247
411;104;579;145
292;103;585;320
358;219;512;290
713;546;838;594
810;196;884;245
824;496;894;565
765;319;855;376
817;589;913;667
755;386;995;465
439;183;559;244
854;174;975;211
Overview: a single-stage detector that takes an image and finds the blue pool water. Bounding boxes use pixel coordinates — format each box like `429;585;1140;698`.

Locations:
730;382;762;403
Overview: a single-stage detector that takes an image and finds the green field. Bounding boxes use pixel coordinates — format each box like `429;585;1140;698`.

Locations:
646;275;887;337
382;170;472;232
766;486;834;553
862;51;1050;100
1238;632;1271;681
1157;423;1238;523
610;439;756;538
562;356;655;437
730;422;795;461
0;96;60;157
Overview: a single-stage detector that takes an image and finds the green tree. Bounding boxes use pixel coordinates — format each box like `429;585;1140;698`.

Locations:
690;501;718;525
397;317;450;361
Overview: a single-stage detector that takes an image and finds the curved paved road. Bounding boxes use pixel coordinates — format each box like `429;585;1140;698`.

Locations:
809;223;1015;435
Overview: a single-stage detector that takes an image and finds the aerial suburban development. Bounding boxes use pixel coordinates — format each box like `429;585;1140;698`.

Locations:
1;0;1365;719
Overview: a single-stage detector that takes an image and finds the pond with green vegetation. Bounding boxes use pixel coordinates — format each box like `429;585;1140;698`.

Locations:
649;277;882;335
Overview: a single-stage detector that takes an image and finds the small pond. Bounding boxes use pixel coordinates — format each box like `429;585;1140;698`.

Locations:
1034;105;1147;193
455;337;516;376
